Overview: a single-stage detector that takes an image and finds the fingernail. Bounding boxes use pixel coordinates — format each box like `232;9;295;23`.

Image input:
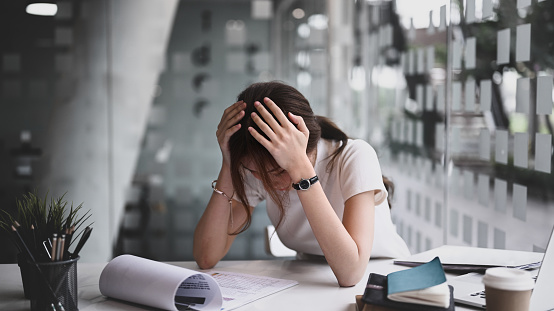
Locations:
254;101;260;107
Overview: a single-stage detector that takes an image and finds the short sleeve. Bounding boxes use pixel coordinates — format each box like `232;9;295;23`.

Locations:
337;140;387;205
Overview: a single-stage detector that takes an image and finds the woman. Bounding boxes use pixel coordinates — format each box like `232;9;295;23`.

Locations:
193;81;409;287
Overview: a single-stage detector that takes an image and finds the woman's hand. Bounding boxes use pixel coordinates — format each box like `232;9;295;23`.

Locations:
248;97;310;173
217;100;246;166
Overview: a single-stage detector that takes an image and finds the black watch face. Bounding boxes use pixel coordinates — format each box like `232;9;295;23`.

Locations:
299;179;310;190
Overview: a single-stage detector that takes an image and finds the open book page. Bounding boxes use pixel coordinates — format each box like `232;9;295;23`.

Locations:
99;255;222;311
209;271;299;311
387;282;450;307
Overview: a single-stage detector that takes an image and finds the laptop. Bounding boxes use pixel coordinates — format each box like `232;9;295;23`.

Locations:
451;226;554;310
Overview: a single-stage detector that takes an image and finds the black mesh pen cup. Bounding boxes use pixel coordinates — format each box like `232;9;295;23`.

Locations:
17;252;33;299
28;256;80;311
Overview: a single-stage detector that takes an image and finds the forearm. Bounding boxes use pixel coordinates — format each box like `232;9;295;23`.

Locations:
299;186;372;286
193;165;237;268
291;164;373;286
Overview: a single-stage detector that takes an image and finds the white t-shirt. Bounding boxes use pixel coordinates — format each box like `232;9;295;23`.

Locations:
243;138;410;259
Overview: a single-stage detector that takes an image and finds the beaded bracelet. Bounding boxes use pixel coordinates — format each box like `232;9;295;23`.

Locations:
211;180;234;227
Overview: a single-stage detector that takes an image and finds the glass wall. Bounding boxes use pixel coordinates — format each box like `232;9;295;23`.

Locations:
115;0;275;261
275;0;553;254
359;0;554;253
0;0;181;263
0;0;276;263
1;0;552;264
1;0;115;263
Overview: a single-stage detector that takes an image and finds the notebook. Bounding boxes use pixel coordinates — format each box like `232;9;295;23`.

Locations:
450;226;554;310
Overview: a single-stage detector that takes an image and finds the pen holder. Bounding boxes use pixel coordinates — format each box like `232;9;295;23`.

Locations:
27;256;80;311
17;252;33;299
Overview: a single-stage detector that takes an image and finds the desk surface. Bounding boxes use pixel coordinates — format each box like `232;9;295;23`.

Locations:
0;257;480;311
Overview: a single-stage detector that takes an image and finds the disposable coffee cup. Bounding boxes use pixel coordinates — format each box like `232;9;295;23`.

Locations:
482;267;534;311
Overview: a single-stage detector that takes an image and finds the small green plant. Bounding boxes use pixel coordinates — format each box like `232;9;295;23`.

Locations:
0;190;92;262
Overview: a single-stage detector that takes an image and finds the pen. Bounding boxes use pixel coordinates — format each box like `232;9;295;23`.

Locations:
72;226;92;258
57;235;65;262
51;234;58;261
43;240;52;260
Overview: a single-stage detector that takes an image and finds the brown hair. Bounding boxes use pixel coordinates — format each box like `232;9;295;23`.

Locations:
228;81;393;234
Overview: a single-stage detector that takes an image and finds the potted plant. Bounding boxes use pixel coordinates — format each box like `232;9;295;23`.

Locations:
0;190;91;310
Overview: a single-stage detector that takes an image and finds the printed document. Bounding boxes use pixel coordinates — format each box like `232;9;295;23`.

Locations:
210;271;298;310
99;254;298;311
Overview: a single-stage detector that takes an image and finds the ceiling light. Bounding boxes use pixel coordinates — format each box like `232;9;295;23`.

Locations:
26;2;58;16
307;14;328;30
297;71;312;87
297;23;310;38
292;8;305;19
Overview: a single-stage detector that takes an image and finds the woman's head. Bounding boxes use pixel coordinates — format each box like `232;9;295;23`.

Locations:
228;81;321;233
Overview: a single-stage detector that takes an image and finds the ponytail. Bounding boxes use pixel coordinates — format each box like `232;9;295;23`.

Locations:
316;116;347;172
317;115;395;209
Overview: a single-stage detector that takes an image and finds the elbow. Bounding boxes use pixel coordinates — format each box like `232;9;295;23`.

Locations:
337;273;364;287
193;244;220;270
193;252;218;270
335;266;365;287
335;261;367;287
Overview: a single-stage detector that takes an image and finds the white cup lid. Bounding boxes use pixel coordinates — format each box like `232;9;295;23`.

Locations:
482;267;534;291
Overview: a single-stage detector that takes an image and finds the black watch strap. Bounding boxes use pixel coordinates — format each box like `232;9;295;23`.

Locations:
292;175;319;190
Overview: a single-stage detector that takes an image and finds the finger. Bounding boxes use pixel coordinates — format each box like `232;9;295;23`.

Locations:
222;101;246;121
248;126;272;151
223;123;242;140
221;101;244;118
253;100;281;131
262;97;291;127
251;111;277;141
228;109;245;127
217;109;244;136
217;124;242;149
289;112;309;137
219;102;246;130
219;101;246;129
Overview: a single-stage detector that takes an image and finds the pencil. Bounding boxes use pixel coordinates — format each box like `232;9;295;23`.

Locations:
31;224;38;258
64;226;74;260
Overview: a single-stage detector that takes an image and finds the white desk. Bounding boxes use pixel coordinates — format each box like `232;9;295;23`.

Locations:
0;257;480;311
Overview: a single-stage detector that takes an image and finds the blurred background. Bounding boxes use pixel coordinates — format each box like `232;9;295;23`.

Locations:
0;0;553;264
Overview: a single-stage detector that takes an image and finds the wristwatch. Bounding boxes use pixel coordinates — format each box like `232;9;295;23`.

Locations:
292;175;319;190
